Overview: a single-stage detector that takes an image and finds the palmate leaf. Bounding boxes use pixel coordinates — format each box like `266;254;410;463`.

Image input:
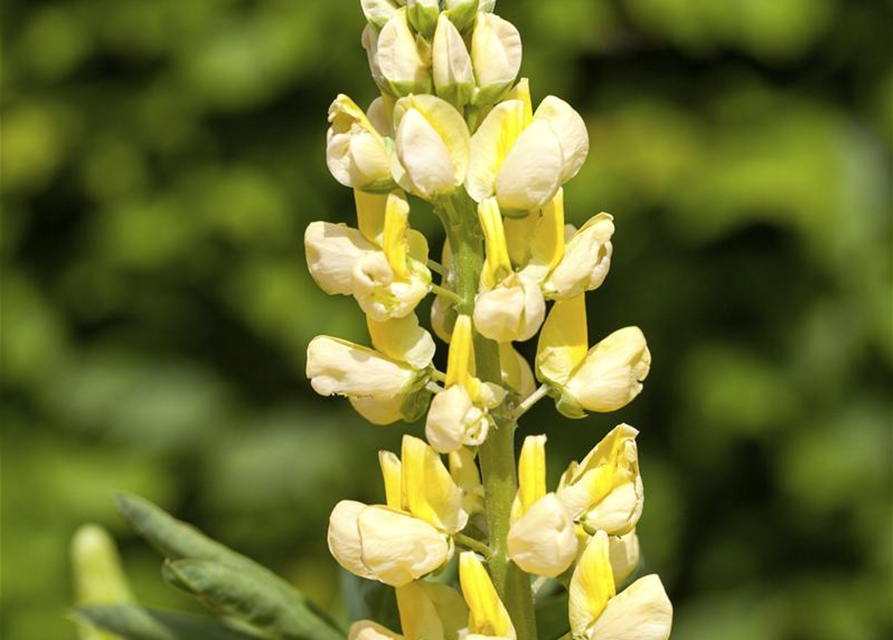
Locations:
74;604;269;640
114;493;344;640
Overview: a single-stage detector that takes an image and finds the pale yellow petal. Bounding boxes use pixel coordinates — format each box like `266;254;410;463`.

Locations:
466;100;527;202
379;450;404;510
591;575;672;640
535;294;588;386
494;119;563;213
367;313;436;369
533;95;589;183
396;582;445;640
306;336;416;399
402;435;468;533
507;493;577;578
569;530;615;639
516;435;547;517
328;500;376;580
459;552;516;639
565;327;651;412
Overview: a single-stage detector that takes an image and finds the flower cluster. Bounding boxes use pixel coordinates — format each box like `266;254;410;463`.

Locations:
305;1;672;638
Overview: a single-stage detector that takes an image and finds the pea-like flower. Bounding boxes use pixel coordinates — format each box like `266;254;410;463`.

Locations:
328;435;469;586
394;95;471;201
326;94;396;191
304;190;431;320
432;13;474;109
466;85;589;214
473;198;545;342
459;551;517;640
507;435;577;578
306;312;434;425
569;531;672;640
362;8;432;97
536;295;650;417
469;12;522;106
426;315;505;453
556;424;644;536
504;189;615;300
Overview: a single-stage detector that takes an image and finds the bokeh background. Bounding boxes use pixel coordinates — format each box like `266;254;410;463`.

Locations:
2;0;891;638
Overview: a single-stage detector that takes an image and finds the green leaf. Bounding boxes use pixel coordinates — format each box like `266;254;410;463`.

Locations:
74;604;267;640
164;559;343;640
114;493;344;640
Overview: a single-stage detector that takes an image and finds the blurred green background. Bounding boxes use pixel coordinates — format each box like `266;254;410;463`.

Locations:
2;0;891;638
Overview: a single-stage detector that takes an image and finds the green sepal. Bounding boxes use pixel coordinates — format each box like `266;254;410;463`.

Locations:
444;0;479;32
555;391;587;419
401;385;433;423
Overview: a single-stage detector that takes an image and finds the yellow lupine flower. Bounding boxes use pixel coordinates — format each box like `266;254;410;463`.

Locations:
557;424;643;536
470;12;522;106
432;13;474;109
327;94;395;191
306;313;434;425
569;531;672;640
427;315;505;453
536;295;650;417
305;190;431;321
394;95;470;201
507;435;577;578
466;91;589;214
474;198;546;342
459;552;517;640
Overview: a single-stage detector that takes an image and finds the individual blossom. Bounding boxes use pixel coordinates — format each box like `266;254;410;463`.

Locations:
426;315;504;453
466;82;589;213
304;190;431;320
556;424;644;536
432;13;475;109
536;294;650;417
362;8;432;97
504;189;615;300
569;531;672;640
326;94;396;191
306;312;434;425
469;12;522;106
507;435;577;577
328;435;468;586
473;198;545;342
394;94;470;201
459;551;517;640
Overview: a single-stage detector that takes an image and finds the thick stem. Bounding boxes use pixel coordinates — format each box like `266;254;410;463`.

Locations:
440;193;537;640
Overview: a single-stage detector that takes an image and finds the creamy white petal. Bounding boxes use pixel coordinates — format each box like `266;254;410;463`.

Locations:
494;120;563;212
592;575;673;640
368;313;436;369
349;395;406;425
304;221;375;295
565;327;651;412
328;500;376;579
360;0;401;28
608;531;640;586
470;13;522;93
307;336;416;399
465;100;526;203
352;251;431;321
544;213;614;299
396;108;456;199
377;9;431;90
583;478;643;536
507;493;577;578
357;506;450;586
433;13;474;107
473;274;545;342
532;95;589;183
426;384;489;454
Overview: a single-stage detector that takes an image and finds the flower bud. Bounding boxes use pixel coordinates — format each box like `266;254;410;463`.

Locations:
508;493;577;578
470;13;522;106
543;212;613;299
360;0;403;28
474;273;545;342
569;531;672;640
366;9;433;97
432;14;474;109
394;95;470;200
327;95;395;191
407;0;439;38
443;0;479;32
557;424;644;536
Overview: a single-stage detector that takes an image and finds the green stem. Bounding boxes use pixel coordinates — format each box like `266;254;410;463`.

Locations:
438;192;537;640
454;532;492;558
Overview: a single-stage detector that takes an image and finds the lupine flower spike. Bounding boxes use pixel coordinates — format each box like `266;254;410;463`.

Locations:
307;0;672;637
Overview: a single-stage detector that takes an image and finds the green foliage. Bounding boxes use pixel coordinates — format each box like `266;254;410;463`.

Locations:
2;0;890;638
74;605;266;640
